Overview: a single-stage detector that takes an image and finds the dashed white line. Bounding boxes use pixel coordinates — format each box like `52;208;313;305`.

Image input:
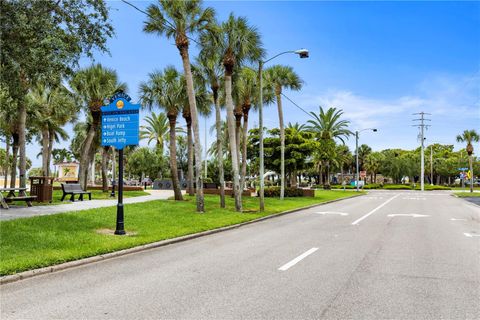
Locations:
464;233;480;238
278;248;319;271
351;194;400;225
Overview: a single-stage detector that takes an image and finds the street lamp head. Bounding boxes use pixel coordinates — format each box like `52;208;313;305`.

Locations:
373;129;378;132
294;48;309;58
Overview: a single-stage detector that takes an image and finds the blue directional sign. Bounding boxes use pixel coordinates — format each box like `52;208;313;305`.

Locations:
101;93;140;149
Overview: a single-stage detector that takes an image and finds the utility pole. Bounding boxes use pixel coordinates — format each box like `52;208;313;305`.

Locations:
430;145;433;186
412;112;431;191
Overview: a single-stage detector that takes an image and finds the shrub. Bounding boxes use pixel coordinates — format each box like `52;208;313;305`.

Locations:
264;187;304;197
363;183;382;189
383;184;412;190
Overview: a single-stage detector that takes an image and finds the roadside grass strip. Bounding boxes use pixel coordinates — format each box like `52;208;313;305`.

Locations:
0;191;361;276
454;192;480;198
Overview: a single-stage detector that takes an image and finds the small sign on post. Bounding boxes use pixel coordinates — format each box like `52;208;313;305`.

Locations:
360;171;367;178
101;92;140;235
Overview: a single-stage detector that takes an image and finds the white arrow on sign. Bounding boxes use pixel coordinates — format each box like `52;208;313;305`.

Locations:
463;233;480;238
316;211;349;216
387;213;430;218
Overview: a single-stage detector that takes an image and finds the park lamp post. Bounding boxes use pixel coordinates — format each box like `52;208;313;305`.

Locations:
355;128;377;192
258;49;309;211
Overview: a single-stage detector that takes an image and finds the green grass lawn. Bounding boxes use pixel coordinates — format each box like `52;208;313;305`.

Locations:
454;192;480;198
2;189;150;206
0;191;361;276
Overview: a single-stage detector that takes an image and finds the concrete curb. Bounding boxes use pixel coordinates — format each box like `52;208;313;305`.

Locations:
0;193;364;285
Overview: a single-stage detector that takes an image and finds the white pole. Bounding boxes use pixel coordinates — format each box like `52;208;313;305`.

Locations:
420;113;425;191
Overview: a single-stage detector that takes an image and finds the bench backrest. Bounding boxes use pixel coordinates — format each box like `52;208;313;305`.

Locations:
62;183;83;192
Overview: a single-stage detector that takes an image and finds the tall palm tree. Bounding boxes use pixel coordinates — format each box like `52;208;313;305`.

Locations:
144;0;215;212
200;13;264;211
196;51;226;207
456;129;479;193
265;65;303;199
139;66;184;201
235;67;258;190
307;107;352;188
140;112;170;153
70;64;126;190
357;144;372;171
28;83;77;177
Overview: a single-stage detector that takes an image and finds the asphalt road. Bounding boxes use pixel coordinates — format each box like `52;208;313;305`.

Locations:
1;191;479;319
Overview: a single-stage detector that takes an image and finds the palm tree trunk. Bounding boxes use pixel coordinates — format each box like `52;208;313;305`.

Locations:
41;126;49;176
101;147;109;192
179;47;203;212
241;109;249;192
168;114;183;201
186;121;194;196
234;108;242;183
79;118;99;190
18;103;27;188
469;155;473;193
10;134;19;188
225;73;242;212
47;128;54;177
213;90;225;208
4;136;9;188
275;91;285;200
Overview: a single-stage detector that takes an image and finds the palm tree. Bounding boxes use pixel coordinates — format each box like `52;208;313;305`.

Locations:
28;83;77;177
139;66;184;201
200;13;264;211
335;144;352;183
264;65;303;199
456;129;480;193
307;107;352;188
357;144;372;171
364;151;384;183
196;51;226;207
144;0;215;212
140;112;170;153
70;64;126;190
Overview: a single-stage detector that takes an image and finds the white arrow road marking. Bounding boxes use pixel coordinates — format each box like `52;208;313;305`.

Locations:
450;218;467;221
316;211;349;216
278;248;319;271
387;214;430;218
463;233;480;238
351;194;400;225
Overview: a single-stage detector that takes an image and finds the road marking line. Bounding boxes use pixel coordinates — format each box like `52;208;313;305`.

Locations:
387;213;430;218
464;233;480;238
316;211;349;216
351;194;400;225
450;218;467;221
278;248;318;271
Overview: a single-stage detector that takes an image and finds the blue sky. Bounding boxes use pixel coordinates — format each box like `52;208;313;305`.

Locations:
27;1;480;167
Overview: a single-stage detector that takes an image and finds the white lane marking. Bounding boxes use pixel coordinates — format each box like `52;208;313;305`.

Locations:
387;213;430;218
402;197;426;200
450;218;467;221
351;194;400;225
316;211;349;216
363;197;384;200
278;248;319;271
463;233;480;238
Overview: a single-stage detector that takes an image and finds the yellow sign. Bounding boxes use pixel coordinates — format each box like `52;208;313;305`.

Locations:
467;170;471;179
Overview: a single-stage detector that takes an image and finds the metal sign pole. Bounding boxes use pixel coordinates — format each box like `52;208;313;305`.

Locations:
115;148;125;235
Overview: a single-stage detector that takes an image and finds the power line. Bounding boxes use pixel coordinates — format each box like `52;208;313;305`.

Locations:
280;92;314;119
120;0;200;46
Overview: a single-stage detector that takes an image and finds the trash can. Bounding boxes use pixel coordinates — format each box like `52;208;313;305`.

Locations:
29;176;54;202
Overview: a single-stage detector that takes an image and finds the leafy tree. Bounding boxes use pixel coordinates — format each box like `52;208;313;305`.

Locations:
126;147;164;181
456;129;480;192
364;151;384;183
357;144;372;171
140;112;170;154
144;0;215;212
1;0;113;189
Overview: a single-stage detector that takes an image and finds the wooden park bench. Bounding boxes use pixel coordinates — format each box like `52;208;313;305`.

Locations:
61;183;92;202
0;187;37;209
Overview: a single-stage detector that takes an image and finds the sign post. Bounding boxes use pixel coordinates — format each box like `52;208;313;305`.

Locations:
101;92;140;235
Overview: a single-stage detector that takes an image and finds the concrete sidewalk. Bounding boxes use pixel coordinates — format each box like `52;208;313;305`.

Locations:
0;190;178;221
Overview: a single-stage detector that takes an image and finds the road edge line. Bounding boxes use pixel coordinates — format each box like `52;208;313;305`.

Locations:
0;193;364;285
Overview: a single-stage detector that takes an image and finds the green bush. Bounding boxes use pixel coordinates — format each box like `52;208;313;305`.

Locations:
204;177;213;183
264;187;304;197
363;183;382;189
415;185;451;190
383;184;412;190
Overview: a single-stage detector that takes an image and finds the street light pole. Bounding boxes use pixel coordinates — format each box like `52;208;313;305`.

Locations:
258;49;308;211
